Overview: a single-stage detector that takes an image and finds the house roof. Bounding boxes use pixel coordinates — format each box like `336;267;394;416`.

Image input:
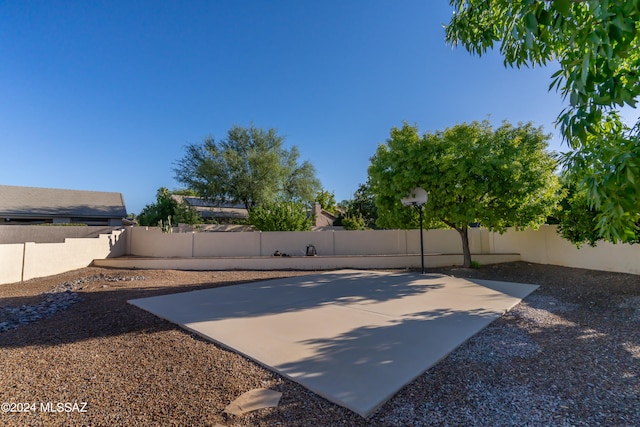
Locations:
172;195;249;219
0;185;127;218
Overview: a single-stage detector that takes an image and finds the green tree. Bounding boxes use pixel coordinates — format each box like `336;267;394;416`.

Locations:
557;120;640;246
340;213;368;230
172;188;199;197
336;181;379;229
137;187;202;227
248;200;312;231
174;124;321;209
445;0;640;242
555;172;603;248
368;121;561;268
314;189;337;214
348;181;379;229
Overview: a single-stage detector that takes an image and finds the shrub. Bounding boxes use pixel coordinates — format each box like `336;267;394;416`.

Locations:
137;187;201;226
341;213;367;230
248;200;312;231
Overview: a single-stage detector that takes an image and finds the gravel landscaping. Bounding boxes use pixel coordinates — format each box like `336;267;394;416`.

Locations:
1;262;638;426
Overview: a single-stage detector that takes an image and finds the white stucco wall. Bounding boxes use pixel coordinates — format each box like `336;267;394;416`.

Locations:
124;226;638;275
491;227;550;265
0;225;123;244
492;225;640;274
3;225;638;287
125;228;498;258
0;244;24;284
0;230;126;285
194;232;261;257
260;231;335;256
128;227;193;257
334;230;407;255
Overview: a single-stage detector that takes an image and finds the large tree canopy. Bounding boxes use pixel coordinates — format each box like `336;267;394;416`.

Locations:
174;125;321;209
445;0;640;242
368;120;560;267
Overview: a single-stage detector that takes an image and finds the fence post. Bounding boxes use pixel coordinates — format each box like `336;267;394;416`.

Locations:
21;242;26;282
126;226;133;256
332;230;336;256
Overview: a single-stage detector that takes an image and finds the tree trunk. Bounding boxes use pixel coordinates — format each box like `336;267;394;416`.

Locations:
457;226;472;268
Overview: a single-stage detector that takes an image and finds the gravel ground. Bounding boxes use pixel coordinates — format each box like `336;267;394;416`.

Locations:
0;262;638;426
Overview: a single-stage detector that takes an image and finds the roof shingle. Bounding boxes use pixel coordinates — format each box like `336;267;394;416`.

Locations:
0;185;127;218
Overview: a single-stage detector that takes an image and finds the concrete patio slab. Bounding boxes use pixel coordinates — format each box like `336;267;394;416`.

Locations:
129;270;538;417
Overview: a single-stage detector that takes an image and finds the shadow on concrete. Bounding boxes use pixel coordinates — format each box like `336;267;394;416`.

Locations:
272;306;500;416
0;271;441;350
128;271;449;325
0;276;271;349
124;270;537;416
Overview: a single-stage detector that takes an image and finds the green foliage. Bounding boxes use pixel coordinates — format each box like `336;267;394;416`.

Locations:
555;173;602;248
158;215;173;233
470;260;481;269
137;187;202;226
172;188;199;196
337;181;379;229
349;181;379;229
558;130;640;246
368;120;561;267
445;0;640;242
173;199;202;225
173;124;321;209
248;200;312;231
281;145;321;203
561;117;640;243
314;189;337;214
340;213;368;230
137;187;174;226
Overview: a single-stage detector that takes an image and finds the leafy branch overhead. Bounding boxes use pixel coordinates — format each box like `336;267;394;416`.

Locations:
446;0;640;242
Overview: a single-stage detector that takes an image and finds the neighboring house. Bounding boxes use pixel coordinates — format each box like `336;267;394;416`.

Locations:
0;185;127;226
312;203;337;227
171;195;249;223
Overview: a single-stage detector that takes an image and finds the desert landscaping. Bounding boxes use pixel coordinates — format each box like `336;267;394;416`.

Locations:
1;262;638;426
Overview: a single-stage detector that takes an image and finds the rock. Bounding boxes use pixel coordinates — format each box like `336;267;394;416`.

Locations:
223;388;282;416
0;274;145;333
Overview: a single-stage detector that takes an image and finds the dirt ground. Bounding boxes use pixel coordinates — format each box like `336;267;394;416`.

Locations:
0;262;638;426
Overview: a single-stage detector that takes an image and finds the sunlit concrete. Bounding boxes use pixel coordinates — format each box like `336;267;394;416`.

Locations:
129;270;538;417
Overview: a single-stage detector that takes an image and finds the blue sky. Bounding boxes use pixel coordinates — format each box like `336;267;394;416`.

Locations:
1;1;635;214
